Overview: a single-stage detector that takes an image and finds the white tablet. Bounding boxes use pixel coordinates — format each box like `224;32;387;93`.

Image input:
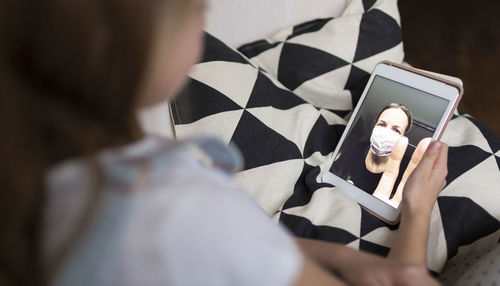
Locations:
322;61;463;223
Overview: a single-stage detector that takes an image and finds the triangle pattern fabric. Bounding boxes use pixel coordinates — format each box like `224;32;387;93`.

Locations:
170;1;500;272
344;64;371;89
326;109;352;119
352;43;404;73
174;110;244;145
363;0;377;11
361;227;398;248
426;207;449;272
288;18;334;40
230;110;303;170
286;14;363;64
438;196;500;259
278;43;350;91
248;43;284;79
283;187;363;238
359;239;391;256
319;109;348;125
441;156;500;218
467;117;500;153
172;79;242;124
304;151;334;182
346;239;361;249
234;159;304;215
293;65;354;111
188;61;258;109
360;207;399;237
298;65;353;96
344;65;371;107
341;0;367;17
353;9;402;62
279;212;359;245
303;116;345;158
238;40;281;59
446;145;492;186
246;72;306;109
246;104;319;153
441;116;493;152
201;33;249;64
282;162;334;210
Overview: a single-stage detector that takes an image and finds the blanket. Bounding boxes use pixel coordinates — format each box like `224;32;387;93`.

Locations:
170;0;500;272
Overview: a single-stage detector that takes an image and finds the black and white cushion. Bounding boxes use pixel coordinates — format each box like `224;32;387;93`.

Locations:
238;0;403;117
170;0;500;273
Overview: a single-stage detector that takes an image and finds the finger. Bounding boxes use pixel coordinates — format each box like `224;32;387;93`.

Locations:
410;137;432;167
407;270;441;286
384;137;409;178
397;267;441;286
432;143;448;181
407;277;440;286
420;277;441;286
398;138;432;190
390;138;430;206
392;180;404;206
428;277;441;286
433;142;448;170
374;138;408;201
415;141;443;177
373;175;396;202
389;136;409;162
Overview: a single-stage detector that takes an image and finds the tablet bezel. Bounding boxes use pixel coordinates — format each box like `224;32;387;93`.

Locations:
322;61;462;223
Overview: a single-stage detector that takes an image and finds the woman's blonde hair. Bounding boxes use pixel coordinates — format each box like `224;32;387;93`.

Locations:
0;0;197;285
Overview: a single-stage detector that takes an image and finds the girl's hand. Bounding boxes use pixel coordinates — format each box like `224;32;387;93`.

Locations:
296;238;441;286
401;140;448;217
391;137;432;207
388;141;448;266
335;251;441;286
373;136;408;204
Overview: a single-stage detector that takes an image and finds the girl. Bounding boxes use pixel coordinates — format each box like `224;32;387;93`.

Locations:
0;0;447;285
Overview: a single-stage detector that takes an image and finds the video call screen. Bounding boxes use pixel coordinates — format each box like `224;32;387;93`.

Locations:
330;75;449;208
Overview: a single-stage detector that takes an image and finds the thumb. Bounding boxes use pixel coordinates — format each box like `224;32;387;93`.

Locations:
415;141;443;175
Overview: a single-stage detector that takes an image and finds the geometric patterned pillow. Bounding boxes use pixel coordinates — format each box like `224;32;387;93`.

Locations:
436;115;500;272
239;0;500;273
171;32;343;214
171;0;500;274
238;0;404;118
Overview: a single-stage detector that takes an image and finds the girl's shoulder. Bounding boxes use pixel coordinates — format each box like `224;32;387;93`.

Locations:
43;136;245;269
100;136;243;190
99;135;244;179
46;136;243;195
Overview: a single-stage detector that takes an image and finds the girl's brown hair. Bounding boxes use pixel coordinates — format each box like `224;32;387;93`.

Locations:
0;0;196;285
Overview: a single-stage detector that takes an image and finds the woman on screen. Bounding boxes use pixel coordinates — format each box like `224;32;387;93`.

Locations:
367;104;431;207
332;103;430;207
366;103;413;173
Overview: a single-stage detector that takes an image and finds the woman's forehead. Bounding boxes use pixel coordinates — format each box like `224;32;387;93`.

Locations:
378;108;408;126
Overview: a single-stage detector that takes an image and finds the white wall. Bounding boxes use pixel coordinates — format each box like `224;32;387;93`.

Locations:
205;0;347;47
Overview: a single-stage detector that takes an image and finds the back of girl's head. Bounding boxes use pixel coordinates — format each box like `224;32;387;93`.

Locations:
0;0;196;285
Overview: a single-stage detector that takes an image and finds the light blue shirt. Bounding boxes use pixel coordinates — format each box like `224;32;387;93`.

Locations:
43;136;301;286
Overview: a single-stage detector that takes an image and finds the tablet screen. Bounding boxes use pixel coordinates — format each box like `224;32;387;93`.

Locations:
330;75;450;208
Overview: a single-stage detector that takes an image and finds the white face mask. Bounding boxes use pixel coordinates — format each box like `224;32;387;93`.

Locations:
369;126;401;157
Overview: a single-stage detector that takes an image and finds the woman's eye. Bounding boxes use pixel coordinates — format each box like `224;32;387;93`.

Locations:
377;122;385;127
393;128;401;134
